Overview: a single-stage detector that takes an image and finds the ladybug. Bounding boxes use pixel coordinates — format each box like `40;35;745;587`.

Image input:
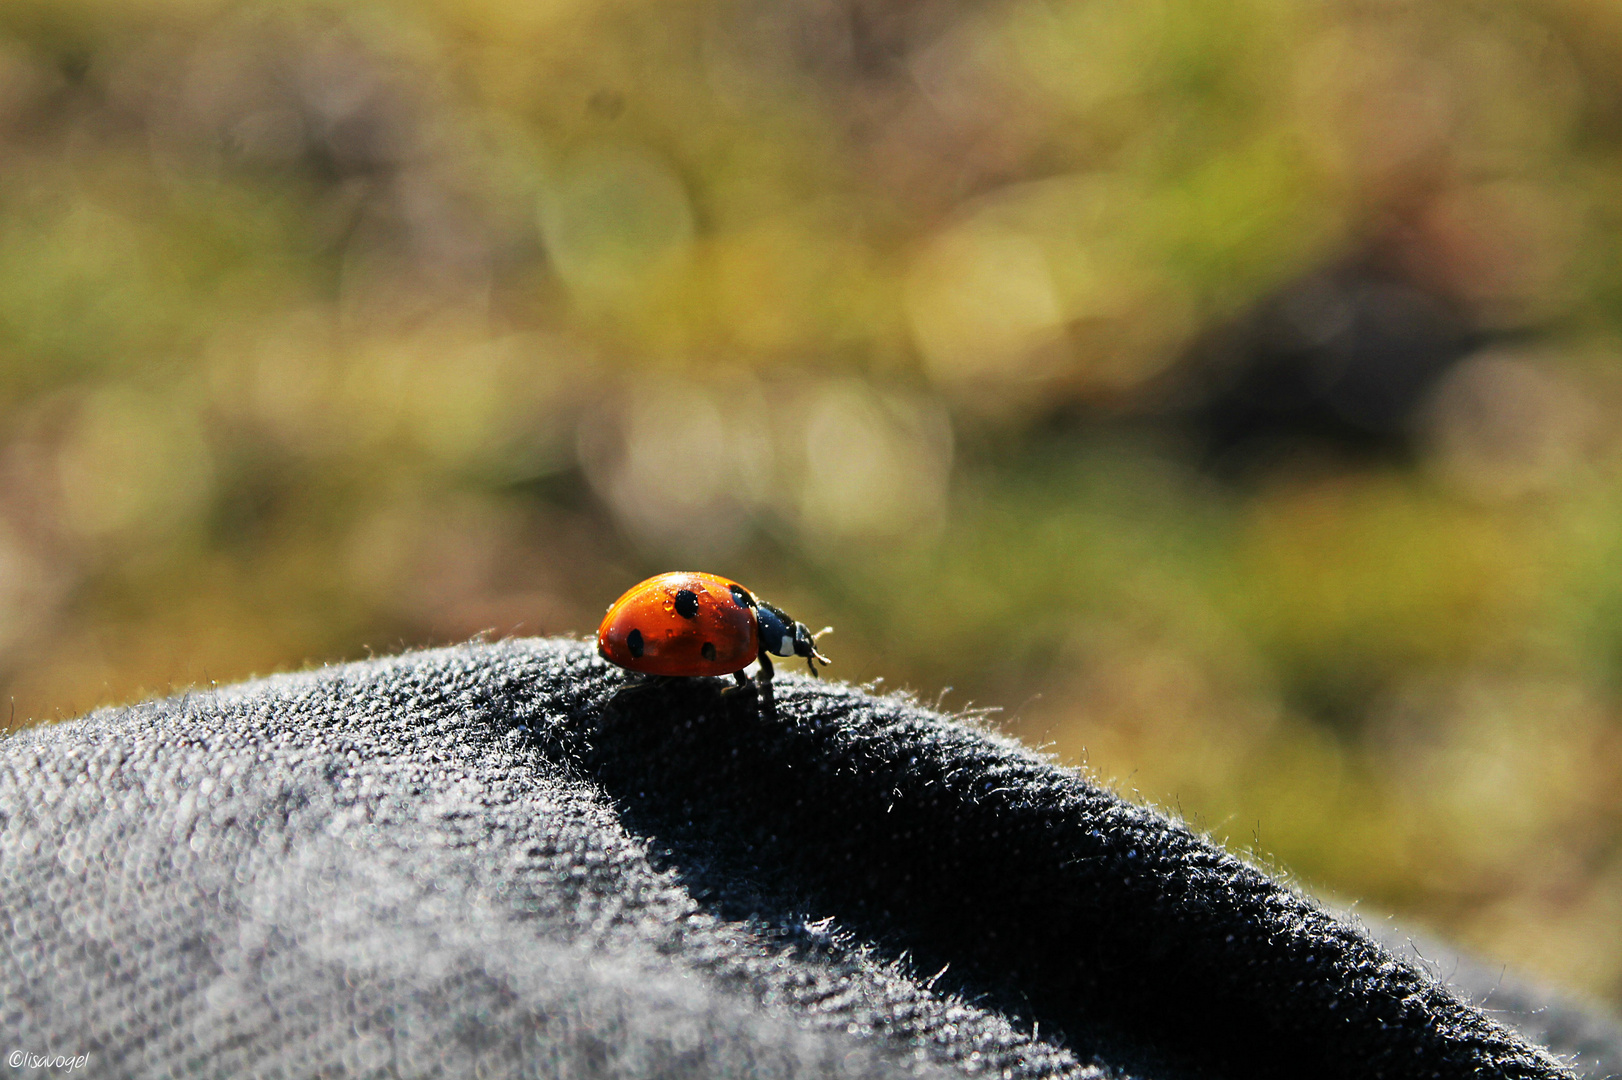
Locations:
597;571;830;685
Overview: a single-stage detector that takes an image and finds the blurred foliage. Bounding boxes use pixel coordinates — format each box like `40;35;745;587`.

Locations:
5;0;1622;1004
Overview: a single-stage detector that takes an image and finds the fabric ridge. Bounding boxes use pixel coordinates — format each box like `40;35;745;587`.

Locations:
0;638;1600;1079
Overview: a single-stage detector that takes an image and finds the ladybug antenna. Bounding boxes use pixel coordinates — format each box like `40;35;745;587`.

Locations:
809;627;832;670
792;623;832;674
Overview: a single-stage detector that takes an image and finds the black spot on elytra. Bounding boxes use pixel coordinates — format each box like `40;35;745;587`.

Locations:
701;641;717;662
627;629;644;658
730;584;754;608
674;589;699;619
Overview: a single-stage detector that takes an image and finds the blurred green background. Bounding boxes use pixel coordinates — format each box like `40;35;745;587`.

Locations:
5;0;1622;1003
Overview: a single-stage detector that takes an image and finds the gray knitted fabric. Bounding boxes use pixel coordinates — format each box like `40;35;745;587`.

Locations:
0;638;1603;1078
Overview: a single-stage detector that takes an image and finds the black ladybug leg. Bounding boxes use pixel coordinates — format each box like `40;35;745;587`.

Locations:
733;670;750;689
754;649;777;719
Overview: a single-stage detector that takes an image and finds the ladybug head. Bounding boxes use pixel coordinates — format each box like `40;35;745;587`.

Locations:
755;600;832;675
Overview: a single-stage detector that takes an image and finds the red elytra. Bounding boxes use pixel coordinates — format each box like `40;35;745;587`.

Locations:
597;571;761;677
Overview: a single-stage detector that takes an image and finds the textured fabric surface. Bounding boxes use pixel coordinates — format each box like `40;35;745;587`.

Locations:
1363;921;1622;1080
0;637;1602;1078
